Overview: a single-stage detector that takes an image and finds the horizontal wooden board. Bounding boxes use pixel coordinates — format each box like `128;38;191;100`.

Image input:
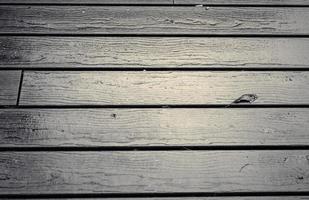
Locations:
0;0;308;5
175;0;309;5
0;0;172;4
1;0;309;5
1;108;309;147
2;37;309;69
0;70;20;105
1;151;309;194
5;198;309;200
20;71;309;105
8;198;309;200
1;6;309;35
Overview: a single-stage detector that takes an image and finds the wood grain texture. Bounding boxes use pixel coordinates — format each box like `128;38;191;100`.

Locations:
1;108;309;147
1;0;309;5
1;6;309;35
0;70;20;105
0;0;308;5
1;151;309;194
20;71;309;105
5;198;309;200
0;0;172;4
2;37;309;69
174;0;309;5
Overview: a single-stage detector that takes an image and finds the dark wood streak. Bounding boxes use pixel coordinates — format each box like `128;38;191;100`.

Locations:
0;151;309;194
1;108;309;147
1;6;309;35
0;70;21;105
1;37;309;69
20;71;309;105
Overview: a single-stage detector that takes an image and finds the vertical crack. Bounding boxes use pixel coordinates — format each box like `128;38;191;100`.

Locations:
16;70;24;106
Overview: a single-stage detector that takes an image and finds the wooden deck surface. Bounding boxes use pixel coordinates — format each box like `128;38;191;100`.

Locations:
2;37;309;69
0;0;309;200
1;6;309;35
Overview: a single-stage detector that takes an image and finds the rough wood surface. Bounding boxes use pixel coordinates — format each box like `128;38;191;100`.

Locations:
1;6;309;35
1;0;309;5
174;0;309;5
1;108;309;147
0;0;172;4
2;37;309;69
1;0;308;5
1;151;309;194
5;198;309;200
0;70;20;105
20;71;309;105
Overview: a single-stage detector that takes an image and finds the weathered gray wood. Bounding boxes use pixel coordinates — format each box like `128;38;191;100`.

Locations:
1;0;308;5
1;0;309;5
1;151;309;194
1;108;309;147
0;0;172;4
1;6;309;35
0;70;20;105
2;37;309;69
6;198;309;200
175;0;309;5
20;71;309;105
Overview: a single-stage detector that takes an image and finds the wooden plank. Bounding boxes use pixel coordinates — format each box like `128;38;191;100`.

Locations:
174;0;309;5
1;108;309;147
0;70;20;105
1;0;309;5
2;37;309;69
1;6;309;35
0;0;172;4
5;198;309;200
0;0;308;5
20;71;309;105
1;151;309;194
